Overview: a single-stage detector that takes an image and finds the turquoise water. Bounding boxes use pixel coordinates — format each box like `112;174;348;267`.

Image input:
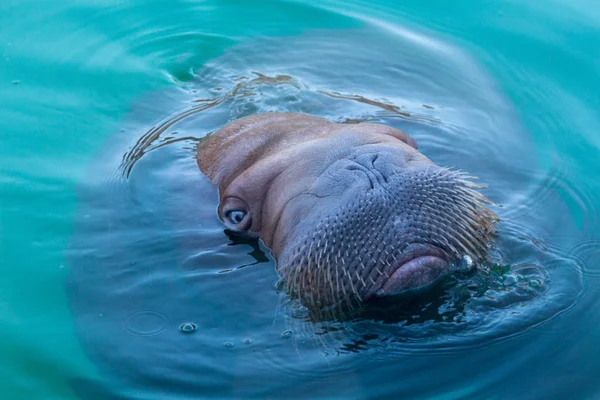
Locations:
1;0;599;398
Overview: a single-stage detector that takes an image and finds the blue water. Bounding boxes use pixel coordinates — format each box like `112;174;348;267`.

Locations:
1;1;599;399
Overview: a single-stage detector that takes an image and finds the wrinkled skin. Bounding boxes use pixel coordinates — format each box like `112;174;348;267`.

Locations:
197;112;497;313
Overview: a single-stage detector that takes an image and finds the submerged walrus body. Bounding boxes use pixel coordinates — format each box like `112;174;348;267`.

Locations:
197;112;497;313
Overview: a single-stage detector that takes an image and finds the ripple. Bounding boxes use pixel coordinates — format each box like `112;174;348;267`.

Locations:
504;157;598;231
125;311;169;336
119;72;305;177
277;259;555;354
565;240;600;278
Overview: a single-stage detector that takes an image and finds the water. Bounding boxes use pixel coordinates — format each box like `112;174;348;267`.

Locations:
1;0;599;399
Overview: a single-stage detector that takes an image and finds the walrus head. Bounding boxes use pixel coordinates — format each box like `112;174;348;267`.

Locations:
198;112;497;314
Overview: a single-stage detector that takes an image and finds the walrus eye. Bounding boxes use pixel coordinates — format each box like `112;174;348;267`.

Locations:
220;196;252;232
225;210;246;226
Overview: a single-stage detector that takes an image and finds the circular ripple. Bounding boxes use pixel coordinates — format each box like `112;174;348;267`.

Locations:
125;311;169;336
565;240;600;277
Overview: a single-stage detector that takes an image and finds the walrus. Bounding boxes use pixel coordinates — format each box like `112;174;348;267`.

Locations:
197;112;497;313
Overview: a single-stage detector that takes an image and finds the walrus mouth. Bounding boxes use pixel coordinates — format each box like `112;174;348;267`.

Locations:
375;244;450;296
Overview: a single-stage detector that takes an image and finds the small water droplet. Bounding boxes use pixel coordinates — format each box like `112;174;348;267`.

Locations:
529;279;541;288
503;274;517;286
11;80;20;85
281;330;292;339
180;322;197;333
460;255;474;271
243;339;252;344
224;342;233;348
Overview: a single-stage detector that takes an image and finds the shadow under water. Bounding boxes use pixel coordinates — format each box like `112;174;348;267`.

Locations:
66;24;584;400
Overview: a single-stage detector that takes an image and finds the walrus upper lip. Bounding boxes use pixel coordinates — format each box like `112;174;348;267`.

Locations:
376;244;449;296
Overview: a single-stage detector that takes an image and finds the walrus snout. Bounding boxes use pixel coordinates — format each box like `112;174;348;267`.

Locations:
276;166;497;311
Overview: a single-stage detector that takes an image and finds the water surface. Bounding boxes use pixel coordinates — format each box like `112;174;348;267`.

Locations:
1;1;599;399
